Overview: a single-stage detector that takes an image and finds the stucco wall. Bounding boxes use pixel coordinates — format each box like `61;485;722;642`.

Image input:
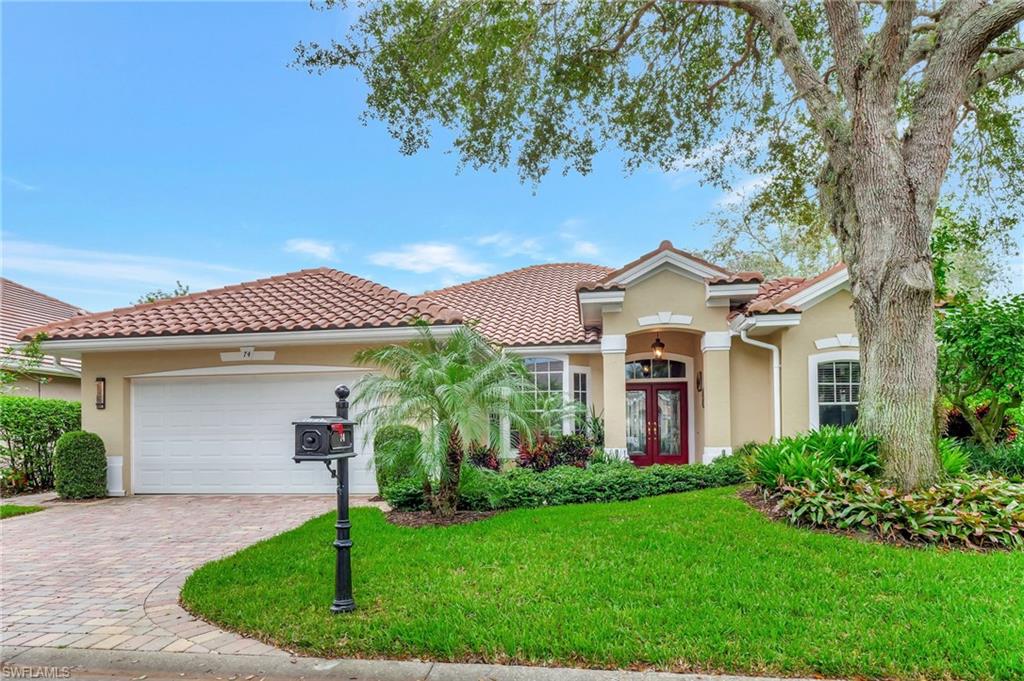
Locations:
80;343;383;493
603;269;731;335
729;339;773;446
10;375;81;401
779;289;858;435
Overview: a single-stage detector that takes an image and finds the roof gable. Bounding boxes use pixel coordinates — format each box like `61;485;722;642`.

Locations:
587;240;730;290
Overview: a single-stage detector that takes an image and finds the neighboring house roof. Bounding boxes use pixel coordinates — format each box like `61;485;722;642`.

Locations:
20;268;463;341
739;263;849;316
1;278;87;375
425;263;615;347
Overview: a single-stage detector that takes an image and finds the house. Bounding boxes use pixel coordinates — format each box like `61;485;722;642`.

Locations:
21;240;858;496
1;277;87;400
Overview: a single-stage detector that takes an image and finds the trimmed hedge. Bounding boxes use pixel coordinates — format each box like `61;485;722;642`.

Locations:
53;431;107;499
0;396;81;491
383;455;745;511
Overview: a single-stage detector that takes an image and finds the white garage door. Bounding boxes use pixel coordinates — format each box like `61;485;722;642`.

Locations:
132;371;377;494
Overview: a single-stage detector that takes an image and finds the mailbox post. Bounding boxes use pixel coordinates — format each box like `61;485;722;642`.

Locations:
293;385;357;613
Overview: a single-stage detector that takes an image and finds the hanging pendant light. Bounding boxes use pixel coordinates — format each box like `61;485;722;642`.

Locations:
651;336;665;359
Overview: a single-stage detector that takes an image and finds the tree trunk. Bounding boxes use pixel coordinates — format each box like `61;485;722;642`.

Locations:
430;429;464;518
831;150;942;490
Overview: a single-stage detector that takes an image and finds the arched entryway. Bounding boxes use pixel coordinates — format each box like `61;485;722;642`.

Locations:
623;350;695;465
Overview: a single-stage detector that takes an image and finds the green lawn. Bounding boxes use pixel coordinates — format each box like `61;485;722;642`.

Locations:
182;487;1024;680
0;504;44;519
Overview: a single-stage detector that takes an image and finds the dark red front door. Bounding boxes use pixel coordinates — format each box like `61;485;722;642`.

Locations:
625;382;688;465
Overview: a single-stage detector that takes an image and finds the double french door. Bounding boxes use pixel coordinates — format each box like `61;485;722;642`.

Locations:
625;382;688;465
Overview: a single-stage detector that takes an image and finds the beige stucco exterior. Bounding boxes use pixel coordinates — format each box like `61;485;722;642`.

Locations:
60;252;858;495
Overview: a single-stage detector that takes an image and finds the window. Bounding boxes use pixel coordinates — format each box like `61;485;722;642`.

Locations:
816;359;860;427
522;357;567;437
572;370;589;433
625;358;686;380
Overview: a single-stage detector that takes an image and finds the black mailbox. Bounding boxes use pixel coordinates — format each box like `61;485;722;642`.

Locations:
293;386;356;462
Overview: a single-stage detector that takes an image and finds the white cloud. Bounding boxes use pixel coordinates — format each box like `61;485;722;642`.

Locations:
368;243;490;277
556;218;601;260
4;176;39;192
570;240;601;257
715;173;774;208
284;238;336;260
475;232;545;259
1;240;260;294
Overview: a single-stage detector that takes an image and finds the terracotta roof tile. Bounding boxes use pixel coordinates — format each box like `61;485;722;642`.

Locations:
740;263;848;315
426;263;614;346
21;268;463;342
708;271;764;285
2;278;87;370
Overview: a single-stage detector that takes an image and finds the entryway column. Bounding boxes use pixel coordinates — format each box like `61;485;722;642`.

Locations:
701;331;733;462
601;334;627;459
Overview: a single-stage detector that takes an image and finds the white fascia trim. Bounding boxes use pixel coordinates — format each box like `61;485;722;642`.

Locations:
506;344;602;355
577;290;625;305
129;364;367;378
786;268;850;310
705;282;761;297
2;363;82;379
731;313;803;333
613;251;723;286
38;324;464;355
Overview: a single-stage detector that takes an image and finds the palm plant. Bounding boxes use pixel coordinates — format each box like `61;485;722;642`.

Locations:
353;323;538;517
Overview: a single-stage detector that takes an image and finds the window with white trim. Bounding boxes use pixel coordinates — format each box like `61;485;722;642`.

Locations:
816;359;860;427
522;357;567;437
571;369;589;433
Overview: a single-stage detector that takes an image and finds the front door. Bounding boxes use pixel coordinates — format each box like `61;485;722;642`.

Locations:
625;382;688;465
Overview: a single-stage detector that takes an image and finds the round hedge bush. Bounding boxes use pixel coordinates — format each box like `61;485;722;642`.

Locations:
372;424;420;492
53;431;107;499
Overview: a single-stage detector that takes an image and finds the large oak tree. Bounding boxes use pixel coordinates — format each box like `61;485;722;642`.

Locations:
297;0;1024;490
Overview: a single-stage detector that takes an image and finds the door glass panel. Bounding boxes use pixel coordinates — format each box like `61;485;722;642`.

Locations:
657;389;681;455
626;390;647;454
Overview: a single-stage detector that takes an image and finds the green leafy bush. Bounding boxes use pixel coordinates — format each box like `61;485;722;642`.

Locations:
383;456;745;511
776;472;1024;549
53;431;107;499
0;396;81;491
963;438;1024;480
372;425;420;492
938;438;971;477
517;433;594;471
741;426;880;491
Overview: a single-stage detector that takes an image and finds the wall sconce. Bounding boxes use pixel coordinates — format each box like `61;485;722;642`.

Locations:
95;378;106;410
651;336;665;359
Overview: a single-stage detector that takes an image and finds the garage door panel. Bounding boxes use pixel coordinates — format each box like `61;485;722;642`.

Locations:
132;372;377;494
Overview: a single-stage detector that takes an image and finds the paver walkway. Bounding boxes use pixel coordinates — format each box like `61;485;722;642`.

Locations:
0;494;354;656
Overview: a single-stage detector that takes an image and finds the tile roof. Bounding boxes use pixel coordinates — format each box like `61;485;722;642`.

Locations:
2;278;87;371
708;271;764;285
739;263;848;316
425;263;615;347
21;268;463;342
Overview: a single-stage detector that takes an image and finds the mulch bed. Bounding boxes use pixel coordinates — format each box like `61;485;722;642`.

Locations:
387;509;499;528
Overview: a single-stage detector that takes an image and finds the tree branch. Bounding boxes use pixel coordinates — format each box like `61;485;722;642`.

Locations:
872;0;917;101
588;0;658;56
705;18;759;105
824;0;868;103
968;48;1024;93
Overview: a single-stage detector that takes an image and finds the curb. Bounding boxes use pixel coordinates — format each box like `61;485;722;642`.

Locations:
1;646;831;681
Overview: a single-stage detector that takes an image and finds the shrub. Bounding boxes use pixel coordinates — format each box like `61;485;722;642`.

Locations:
963;438;1024;480
776;471;1024;549
0;396;81;491
938;438;971;477
518;433;593;471
53;431;107;499
372;425;420;491
383;457;745;512
741;427;879;491
466;442;500;471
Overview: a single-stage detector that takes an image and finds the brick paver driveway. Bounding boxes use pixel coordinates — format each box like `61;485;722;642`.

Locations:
1;495;337;656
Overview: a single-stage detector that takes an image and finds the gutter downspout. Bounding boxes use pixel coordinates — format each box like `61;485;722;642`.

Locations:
738;328;781;440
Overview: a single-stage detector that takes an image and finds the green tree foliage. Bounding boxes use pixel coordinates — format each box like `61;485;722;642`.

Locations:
353;322;539;516
931;206;1016;299
135;280;190;305
1;333;48;394
0;396;81;490
937;295;1024;449
53;431;107;499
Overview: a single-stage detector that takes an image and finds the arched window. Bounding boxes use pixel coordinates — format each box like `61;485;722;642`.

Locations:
814;358;860;427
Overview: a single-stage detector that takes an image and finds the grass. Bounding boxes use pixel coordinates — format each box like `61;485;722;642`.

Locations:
0;504;44;519
182;487;1024;680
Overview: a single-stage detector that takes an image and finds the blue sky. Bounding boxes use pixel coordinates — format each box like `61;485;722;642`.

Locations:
3;2;1021;312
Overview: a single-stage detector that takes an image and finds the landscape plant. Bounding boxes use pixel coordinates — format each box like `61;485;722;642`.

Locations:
353;322;538;517
936;294;1024;449
53;430;107;499
0;395;81;492
298;0;1024;491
